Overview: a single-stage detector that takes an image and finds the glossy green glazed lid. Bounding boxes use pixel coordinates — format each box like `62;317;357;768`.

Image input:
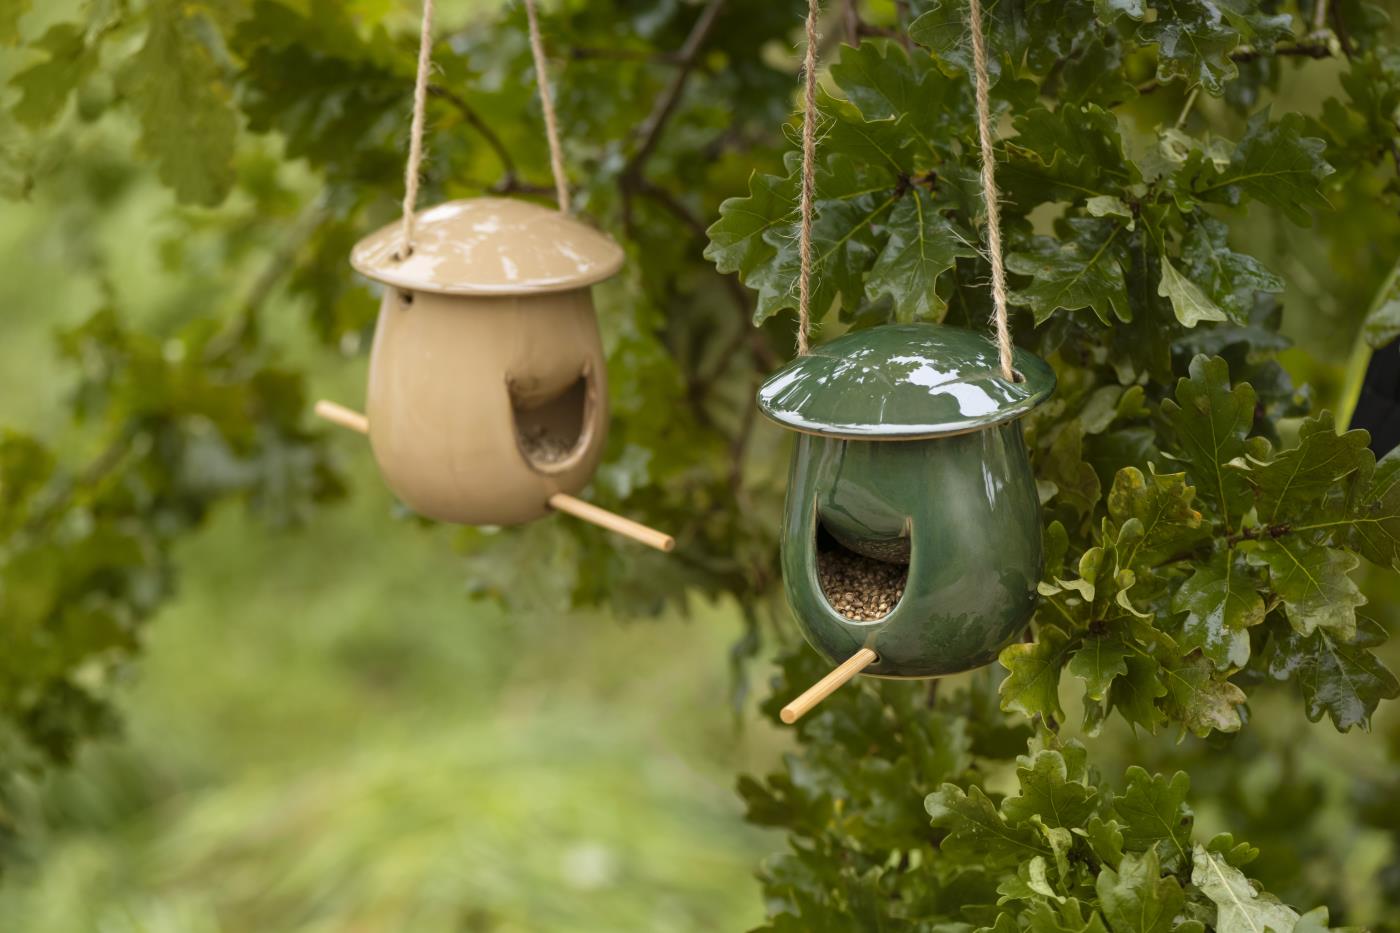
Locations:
757;323;1055;439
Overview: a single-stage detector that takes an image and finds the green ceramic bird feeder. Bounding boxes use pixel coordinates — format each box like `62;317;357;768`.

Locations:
760;323;1055;721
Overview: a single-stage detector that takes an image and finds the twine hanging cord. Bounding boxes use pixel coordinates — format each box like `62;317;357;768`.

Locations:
397;0;437;260
396;0;573;261
966;0;1017;382
795;0;820;357
523;0;571;213
792;0;1016;380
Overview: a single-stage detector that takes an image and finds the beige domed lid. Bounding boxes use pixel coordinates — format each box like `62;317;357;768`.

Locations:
350;197;625;296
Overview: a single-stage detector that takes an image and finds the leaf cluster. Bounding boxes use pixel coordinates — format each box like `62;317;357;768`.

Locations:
746;658;1338;932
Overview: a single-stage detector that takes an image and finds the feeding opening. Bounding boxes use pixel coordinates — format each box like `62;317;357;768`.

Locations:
512;371;594;472
815;518;909;622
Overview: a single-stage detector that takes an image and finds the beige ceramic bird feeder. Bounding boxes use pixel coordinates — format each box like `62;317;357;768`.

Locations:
315;198;671;551
315;0;671;551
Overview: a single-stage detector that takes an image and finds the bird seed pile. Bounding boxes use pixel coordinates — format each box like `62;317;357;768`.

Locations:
817;547;907;621
517;424;575;463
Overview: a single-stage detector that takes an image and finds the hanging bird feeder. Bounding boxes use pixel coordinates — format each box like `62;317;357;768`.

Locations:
315;0;671;552
769;0;1050;721
347;197;618;526
762;323;1054;720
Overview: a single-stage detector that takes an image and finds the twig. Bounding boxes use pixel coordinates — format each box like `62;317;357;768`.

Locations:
1231;39;1335;63
1225;523;1291;547
1312;0;1330;33
625;0;726;175
204;198;331;362
1175;87;1199;128
428;84;521;189
635;178;709;238
570;46;683;64
728;384;759;494
843;0;860;45
894;0;912;50
1330;1;1355;58
1137;38;1340;94
22;428;137;537
855;22;900;39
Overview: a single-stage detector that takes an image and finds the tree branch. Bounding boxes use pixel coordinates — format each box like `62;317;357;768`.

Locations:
1136;36;1341;94
570;46;683;64
625;0;726;177
428;84;521;189
1230;38;1336;63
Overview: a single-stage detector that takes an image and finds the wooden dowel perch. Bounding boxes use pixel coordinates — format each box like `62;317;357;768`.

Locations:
546;492;674;551
315;399;370;435
780;648;878;724
313;399;675;552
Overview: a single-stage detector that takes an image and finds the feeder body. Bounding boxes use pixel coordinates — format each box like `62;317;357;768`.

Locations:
780;423;1043;678
365;286;608;525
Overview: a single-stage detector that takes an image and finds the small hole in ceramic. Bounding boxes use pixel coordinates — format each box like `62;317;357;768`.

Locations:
512;374;589;469
814;520;909;623
398;290;414;306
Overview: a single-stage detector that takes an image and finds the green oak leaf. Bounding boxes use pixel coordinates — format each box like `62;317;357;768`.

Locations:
785;186;893;319
706;169;797;308
708;158;896;325
1158;256;1228;328
1206;832;1261;868
9;23;97;129
907;1;1030;82
906;3;963;59
1043;419;1104;520
1294;907;1337;933
864;188;977;322
1109;651;1169;733
1086;195;1134;225
1002;749;1099;829
1194;110;1334;225
1191;844;1301;933
1160;355;1256;523
1057;39;1139;106
926;783;1050;866
1171;550;1265;670
829;40;961;155
1082;815;1127;870
1267;617;1400;732
1163;655;1247;737
1094;0;1146;23
818;89;912;181
1111;767;1193;872
1068;635;1131;703
1137;0;1242;95
1106;466;1208;567
1096;849;1187;933
1247;539;1365;638
1240;412;1370;523
124;0;238;205
1000;104;1141;205
1344;453;1400;570
998;624;1073;725
1007;220;1131;325
1025;898;1110;933
233;0;404;185
1180;218;1284;323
